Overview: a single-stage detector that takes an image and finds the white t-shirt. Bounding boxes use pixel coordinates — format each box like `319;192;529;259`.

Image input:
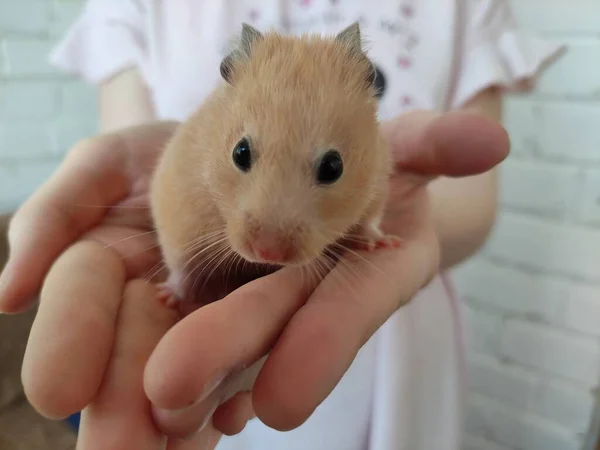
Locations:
50;1;564;449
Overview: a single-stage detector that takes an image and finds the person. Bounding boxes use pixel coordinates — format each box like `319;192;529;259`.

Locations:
0;0;564;449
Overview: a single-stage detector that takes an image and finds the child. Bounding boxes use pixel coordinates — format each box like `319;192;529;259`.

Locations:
2;1;564;449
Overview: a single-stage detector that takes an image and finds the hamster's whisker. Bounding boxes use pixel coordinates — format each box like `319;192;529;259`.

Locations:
182;240;229;289
180;242;226;288
201;246;236;292
190;241;231;286
184;247;226;298
304;259;320;287
183;235;227;260
339;235;367;244
120;242;162;260
184;228;226;244
181;236;229;273
315;256;333;283
330;241;386;278
323;247;364;289
73;204;150;210
183;230;228;253
143;260;167;282
232;251;245;278
224;250;243;288
217;247;237;287
308;258;323;283
183;231;228;256
194;244;233;295
101;230;158;250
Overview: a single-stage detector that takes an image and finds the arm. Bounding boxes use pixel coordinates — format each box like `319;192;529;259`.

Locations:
429;86;503;270
98;68;156;133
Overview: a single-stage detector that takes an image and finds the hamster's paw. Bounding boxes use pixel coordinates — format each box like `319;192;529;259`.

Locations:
156;282;181;308
353;224;403;252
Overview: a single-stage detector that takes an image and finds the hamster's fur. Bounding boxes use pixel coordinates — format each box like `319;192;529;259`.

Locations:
150;22;400;304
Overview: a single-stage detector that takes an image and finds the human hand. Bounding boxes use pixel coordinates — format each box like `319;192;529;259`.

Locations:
0;120;272;446
73;279;224;450
141;109;510;434
0;109;509;444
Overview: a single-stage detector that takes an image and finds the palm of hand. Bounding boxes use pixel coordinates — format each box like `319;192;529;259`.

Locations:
0;111;508;448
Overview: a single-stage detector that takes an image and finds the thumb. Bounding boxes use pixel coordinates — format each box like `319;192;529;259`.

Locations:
0;122;177;314
381;110;510;179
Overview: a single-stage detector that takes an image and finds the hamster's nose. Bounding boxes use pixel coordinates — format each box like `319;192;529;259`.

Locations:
248;234;294;263
244;213;296;263
255;246;287;263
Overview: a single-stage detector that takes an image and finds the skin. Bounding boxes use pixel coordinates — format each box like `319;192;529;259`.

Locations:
0;64;507;450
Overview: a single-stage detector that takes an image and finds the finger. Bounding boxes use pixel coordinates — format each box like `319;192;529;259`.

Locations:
252;228;439;431
0;142;127;313
166;424;222;450
76;280;178;450
144;266;318;411
212;391;255;436
21;241;126;419
381;110;509;179
152;358;263;438
0;122;176;313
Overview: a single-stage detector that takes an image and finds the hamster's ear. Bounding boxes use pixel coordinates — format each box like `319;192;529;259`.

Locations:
220;23;264;84
365;59;377;89
335;22;363;54
336;23;376;90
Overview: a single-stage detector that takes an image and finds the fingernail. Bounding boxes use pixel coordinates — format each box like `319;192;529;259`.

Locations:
0;271;11;313
0;269;9;295
196;401;219;433
197;370;228;403
153;395;222;439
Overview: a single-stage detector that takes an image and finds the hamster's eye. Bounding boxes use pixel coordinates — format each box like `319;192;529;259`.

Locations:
232;138;252;172
316;150;343;185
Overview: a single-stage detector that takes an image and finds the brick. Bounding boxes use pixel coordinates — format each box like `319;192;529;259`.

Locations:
574;168;600;226
0;81;58;120
535;38;600;99
502;97;536;158
3;38;56;76
463;304;503;356
500;319;600;385
466;393;581;450
462;435;512;450
0;121;54;158
59;81;97;118
509;0;600;35
523;422;582;450
531;378;595;433
0;161;60;213
467;353;537;410
50;1;84;37
563;282;600;337
51;117;97;155
0;42;5;75
502;99;600;163
499;159;579;218
0;0;51;34
485;213;600;282
454;259;564;323
536;101;600;163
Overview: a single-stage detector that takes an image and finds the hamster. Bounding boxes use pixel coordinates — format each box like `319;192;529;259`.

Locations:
150;22;401;306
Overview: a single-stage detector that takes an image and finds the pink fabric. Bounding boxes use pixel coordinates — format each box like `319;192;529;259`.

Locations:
49;1;565;449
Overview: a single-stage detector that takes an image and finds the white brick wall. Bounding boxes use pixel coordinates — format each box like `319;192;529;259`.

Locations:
454;1;600;449
0;0;96;214
1;1;599;449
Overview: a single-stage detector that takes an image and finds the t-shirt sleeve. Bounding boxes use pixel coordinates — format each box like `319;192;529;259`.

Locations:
450;0;566;108
48;0;149;85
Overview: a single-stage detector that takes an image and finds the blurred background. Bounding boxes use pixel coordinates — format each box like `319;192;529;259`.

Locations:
0;1;599;450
